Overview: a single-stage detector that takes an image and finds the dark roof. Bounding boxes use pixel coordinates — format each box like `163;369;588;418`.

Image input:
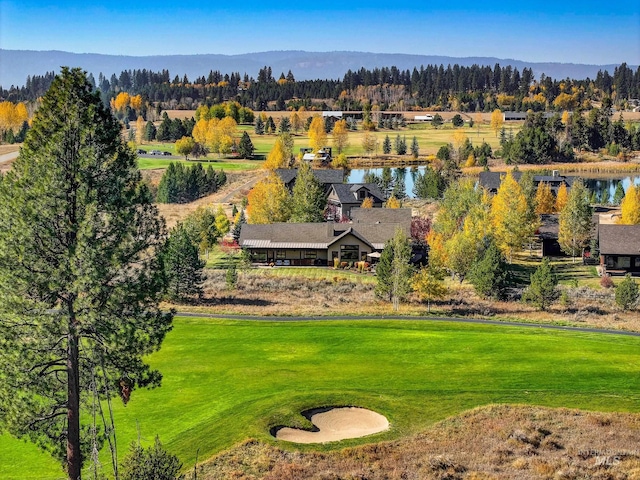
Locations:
239;211;411;250
275;168;344;186
330;183;385;204
538;214;559;240
478;171;576;191
599;224;640;255
351;207;412;225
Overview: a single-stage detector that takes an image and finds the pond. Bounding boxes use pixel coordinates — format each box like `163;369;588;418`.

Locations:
346;167;640;200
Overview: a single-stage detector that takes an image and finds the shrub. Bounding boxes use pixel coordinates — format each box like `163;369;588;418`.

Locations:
333;257;340;269
615;274;639;310
522;258;558;310
600;275;614;289
120;437;184;480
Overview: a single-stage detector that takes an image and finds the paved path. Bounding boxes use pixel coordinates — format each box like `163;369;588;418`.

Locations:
0;150;19;165
220;170;267;203
175;312;640;337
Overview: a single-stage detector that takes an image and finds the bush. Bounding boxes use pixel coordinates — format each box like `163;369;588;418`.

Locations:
120;437;184;480
615;274;639;310
522;258;558;310
600;275;614;289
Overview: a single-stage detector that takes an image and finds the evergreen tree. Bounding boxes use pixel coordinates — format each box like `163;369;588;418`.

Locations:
120;437;184;480
254;116;265;135
0;68;172;479
523;258;558;310
468;239;511;299
375;228;413;311
615;274;639;310
382;135;392;154
231;209;246;243
413;166;445;199
290;162;326;222
162;223;205;301
612;181;625;206
394;134;407;155
411;136;419;159
237;131;255;159
265;116;276;134
558;179;593;261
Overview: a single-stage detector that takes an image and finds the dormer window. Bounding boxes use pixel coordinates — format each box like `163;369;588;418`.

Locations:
358;190;366;200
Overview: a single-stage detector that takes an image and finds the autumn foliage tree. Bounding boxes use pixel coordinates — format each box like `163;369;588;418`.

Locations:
490;109;504;136
263;135;290;170
332;119;349;154
555;183;569;212
619;185;640;225
0;101;29;137
308;115;327;152
247;173;291;224
491;171;536;262
534;182;555;214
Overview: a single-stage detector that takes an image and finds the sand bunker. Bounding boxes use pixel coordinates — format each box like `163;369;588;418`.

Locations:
275;407;389;443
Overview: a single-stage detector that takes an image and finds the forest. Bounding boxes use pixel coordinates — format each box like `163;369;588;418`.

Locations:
2;62;638;113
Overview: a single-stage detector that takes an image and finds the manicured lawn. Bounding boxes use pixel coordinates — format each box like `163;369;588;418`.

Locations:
2;317;639;479
245;266;377;283
137;156;261;171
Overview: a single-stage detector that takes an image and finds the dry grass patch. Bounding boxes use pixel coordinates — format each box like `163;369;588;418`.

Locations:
197;405;640;480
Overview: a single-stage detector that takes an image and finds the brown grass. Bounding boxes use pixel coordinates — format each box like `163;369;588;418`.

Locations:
0;144;20;155
196;404;640;479
172;263;640;332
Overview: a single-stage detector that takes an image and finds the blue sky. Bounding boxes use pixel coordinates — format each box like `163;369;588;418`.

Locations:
1;0;638;64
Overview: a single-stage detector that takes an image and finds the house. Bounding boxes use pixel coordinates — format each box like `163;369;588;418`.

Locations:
238;208;412;266
301;147;333;164
598;224;640;275
503;111;527;121
414;114;434;122
479;170;575;194
326;183;386;219
537;213;598;258
275;168;344;193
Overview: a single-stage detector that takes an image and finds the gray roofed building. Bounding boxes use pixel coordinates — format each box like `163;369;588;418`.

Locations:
479;171;575;194
327;183;386;219
239;209;411;266
598;224;640;275
275;168;344;192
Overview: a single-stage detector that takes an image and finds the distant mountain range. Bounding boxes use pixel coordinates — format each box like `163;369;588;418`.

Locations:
0;50;634;88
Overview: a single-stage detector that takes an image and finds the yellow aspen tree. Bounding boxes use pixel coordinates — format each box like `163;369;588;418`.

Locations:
425;230;448;274
246;173;291;224
360;197;374;208
561;110;570;125
332;119;349;154
14;102;28;128
361;132;377;157
490;171;533;262
385;196;401;208
620;185;640;225
535;182;555;214
129;95;143;112
214;205;231;234
290;111;302;134
490;109;504;137
135;116;145;145
555;183;569;212
113;92;130;112
263;137;288;170
192;118;209;145
452;129;467;150
0;102;15;134
308;116;327;152
412;268;447;313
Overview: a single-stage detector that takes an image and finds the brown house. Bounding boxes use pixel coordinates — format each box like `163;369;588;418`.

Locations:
238;208;411;266
598;224;640;275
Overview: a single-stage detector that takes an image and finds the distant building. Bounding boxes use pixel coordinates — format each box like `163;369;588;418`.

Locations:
599;224;640;275
414;114;434;121
479;170;575;195
326;183;386;219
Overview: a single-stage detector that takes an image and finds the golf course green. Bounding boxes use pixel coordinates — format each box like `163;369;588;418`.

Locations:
1;316;639;479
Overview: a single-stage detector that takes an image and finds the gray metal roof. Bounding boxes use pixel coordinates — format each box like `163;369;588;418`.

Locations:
330;183;385;204
275;168;344;186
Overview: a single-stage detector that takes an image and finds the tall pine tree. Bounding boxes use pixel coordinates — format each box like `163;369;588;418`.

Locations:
0;68;173;479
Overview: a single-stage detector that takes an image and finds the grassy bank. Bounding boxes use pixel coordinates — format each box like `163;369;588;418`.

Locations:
2;317;639;479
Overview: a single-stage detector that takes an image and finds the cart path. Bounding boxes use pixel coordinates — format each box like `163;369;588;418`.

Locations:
174;312;640;337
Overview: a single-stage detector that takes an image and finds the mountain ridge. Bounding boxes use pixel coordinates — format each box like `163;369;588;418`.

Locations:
1;49;634;88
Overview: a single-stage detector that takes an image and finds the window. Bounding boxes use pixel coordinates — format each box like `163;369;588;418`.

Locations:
252;251;267;262
635;257;640;268
276;250;286;259
358;190;366;200
304;250;317;259
340;245;359;261
617;257;631;268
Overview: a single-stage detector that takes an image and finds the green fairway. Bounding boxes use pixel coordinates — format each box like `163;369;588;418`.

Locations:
2;317;639;479
136;157;261;171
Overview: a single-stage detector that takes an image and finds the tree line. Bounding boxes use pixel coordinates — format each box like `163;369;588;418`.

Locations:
3;63;638;113
156;162;226;204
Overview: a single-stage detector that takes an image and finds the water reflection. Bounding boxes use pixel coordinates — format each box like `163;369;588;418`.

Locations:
347;167;640;200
